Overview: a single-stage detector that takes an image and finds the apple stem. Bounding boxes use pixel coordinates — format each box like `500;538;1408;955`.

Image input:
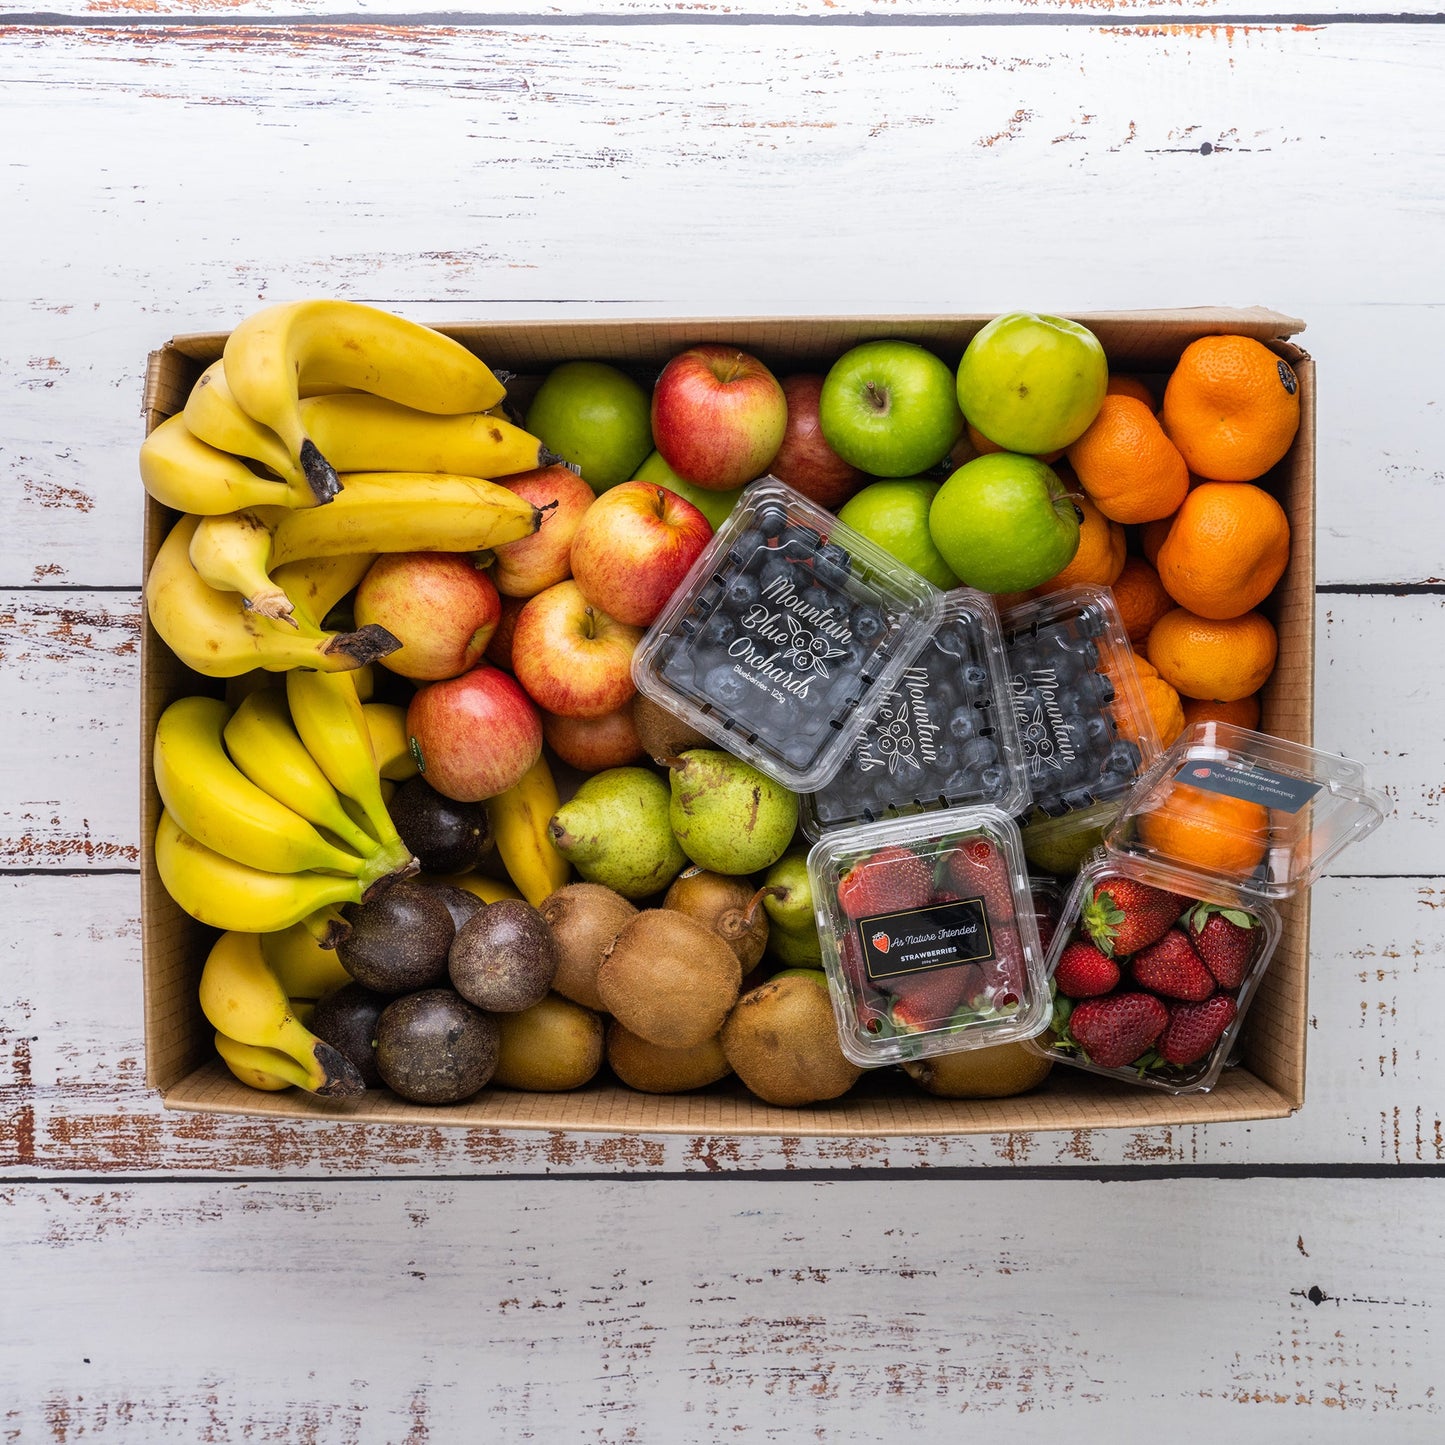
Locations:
864;381;889;414
582;605;596;640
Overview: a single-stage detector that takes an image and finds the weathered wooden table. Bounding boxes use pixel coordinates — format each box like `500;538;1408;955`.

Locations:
2;3;1442;1437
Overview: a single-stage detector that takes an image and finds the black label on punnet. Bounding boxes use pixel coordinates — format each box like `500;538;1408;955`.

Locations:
857;897;995;983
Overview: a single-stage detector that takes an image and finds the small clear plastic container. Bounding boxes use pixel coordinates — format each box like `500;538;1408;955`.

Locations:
632;478;944;791
807;808;1051;1068
1000;585;1159;821
799;590;1031;838
1032;723;1388;1093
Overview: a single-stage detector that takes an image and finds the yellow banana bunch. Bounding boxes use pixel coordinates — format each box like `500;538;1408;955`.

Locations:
361;701;419;782
146;515;398;677
199;931;364;1096
222;299;507;502
154;695;379;881
155;809;364;933
490;753;571;906
139;414;315;515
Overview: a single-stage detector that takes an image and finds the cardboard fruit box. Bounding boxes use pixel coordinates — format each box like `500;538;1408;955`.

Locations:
141;309;1313;1137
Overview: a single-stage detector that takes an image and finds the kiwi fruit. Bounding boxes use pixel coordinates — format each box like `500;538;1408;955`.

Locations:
426;883;487;933
389;776;492;875
374;988;499;1105
902;1043;1053;1099
606;1021;731;1094
632;693;708;765
493;993;605;1092
449;898;558;1013
596;910;741;1050
338;879;455;995
663;868;770;971
309;981;389;1089
538;882;637;1012
721;974;862;1107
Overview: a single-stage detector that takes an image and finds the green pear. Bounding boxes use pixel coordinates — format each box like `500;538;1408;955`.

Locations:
548;767;686;901
767;920;824;969
666;749;798;876
761;851;815;934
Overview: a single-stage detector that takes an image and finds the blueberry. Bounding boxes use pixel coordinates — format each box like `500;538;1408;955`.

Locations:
758;555;794;593
851;605;887;645
726;573;761;610
726;527;766;563
814;541;852;586
1084;713;1112;746
1076;607;1108;639
1082;670;1116;706
776;522;818;554
663;650;696;688
1062;786;1096;811
780;734;818;769
930;742;958;775
948;708;978;743
755;504;787;538
959;736;999;770
699;612;737;648
961;662;989;693
703;664;749;710
1106;739;1141;774
1067;636;1101;669
978;763;1007;797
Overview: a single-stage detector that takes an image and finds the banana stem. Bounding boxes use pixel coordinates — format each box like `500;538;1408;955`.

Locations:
299;439;342;504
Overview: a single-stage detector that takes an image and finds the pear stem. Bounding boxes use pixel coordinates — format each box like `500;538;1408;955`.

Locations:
743;885;782;930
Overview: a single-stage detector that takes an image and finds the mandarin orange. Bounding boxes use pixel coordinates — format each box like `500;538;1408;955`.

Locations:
1146;608;1278;702
1110;556;1175;645
1066;394;1190;525
1156;482;1291;619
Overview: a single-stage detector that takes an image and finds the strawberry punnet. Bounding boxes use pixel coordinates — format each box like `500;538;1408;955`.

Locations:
1053;939;1120;1000
1158;993;1238;1066
1130;929;1216;1002
1067;991;1169;1069
1185;902;1258;990
1081;876;1189;958
836;845;934;920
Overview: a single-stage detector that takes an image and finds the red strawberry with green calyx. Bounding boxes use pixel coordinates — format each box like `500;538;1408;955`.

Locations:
1157;993;1238;1066
888;964;985;1032
1081;877;1189;958
1185;902;1258;990
836;845;933;920
1053;939;1120;1000
1063;991;1169;1068
1130;929;1215;1002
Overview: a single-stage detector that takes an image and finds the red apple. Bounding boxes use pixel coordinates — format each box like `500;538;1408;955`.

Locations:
484;593;527;672
490;464;596;598
406;665;542;802
542;705;645;772
568;481;712;628
512;580;643;719
769;373;867;509
354;552;501;681
651;344;788;490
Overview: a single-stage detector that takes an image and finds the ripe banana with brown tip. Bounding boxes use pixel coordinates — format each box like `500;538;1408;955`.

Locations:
222;300;507;502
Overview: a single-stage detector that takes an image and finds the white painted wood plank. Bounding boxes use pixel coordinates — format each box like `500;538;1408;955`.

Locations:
3;592;1432;874
1;1177;1440;1438
7;873;1441;1172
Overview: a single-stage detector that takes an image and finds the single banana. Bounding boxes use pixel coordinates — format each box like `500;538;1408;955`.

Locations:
189;508;292;622
215;1030;306;1091
490;754;571;906
139;414;314;515
146;515;398;677
270;553;377;632
184;361;307;488
361;701;419;782
286;669;408;856
268;473;541;564
155;809;363;933
223;689;385;859
260;922;355;1000
199;930;364;1096
299;392;550;479
156;695;377;879
300;903;352;950
221;300;507;502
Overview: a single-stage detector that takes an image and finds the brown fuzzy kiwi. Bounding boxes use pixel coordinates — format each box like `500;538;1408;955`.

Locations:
721;974;862;1107
632;693;708;765
596;910;742;1050
663;868;770;971
494;994;605;1092
606;1020;731;1094
538;882;638;1012
902;1043;1052;1099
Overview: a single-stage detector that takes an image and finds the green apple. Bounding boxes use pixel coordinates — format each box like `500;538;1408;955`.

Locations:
838;478;960;590
818;340;964;478
524;360;652;493
955;313;1108;454
635;450;742;529
928;454;1080;594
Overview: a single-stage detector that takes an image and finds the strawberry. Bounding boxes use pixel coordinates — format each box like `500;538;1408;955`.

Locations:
975;927;1027;1009
836;845;933;920
1081;876;1189;957
888;964;984;1032
1066;991;1169;1068
1130;929;1215;1002
1157;993;1238;1066
940;837;1012;918
1185;902;1258;990
1053;939;1120;999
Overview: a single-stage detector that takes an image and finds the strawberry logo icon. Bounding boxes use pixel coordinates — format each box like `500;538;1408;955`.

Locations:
1192;766;1213;779
871;932;891;954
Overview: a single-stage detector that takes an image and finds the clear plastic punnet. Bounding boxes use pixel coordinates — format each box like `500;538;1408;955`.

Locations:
1000;584;1159;821
799;590;1030;838
631;478;944;792
807;807;1051;1068
1032;723;1388;1094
